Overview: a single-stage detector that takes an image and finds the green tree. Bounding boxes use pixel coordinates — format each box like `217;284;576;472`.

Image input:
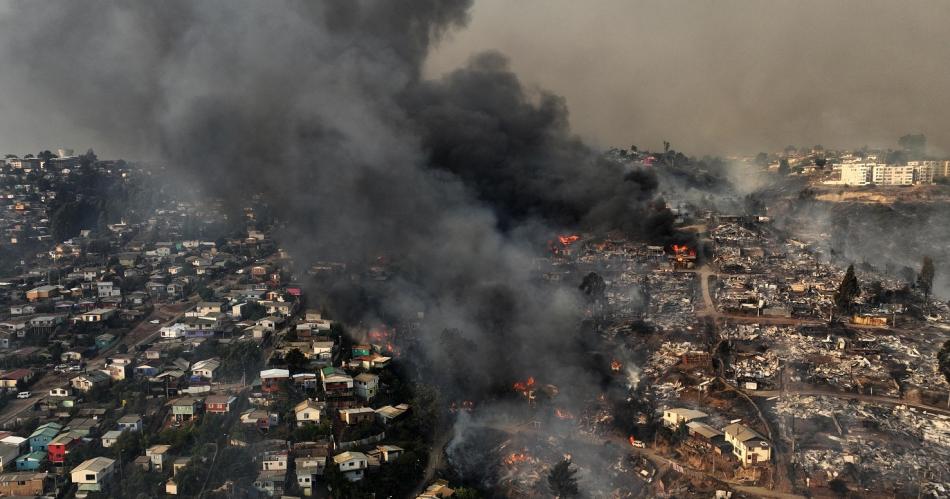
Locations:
866;280;884;305
453;487;483;499
241;301;266;320
829;477;849;497
834;264;860;316
197;285;215;301
113;466;163;499
917;256;935;298
284;348;308;373
548;459;579;497
113;428;146;462
579;272;606;303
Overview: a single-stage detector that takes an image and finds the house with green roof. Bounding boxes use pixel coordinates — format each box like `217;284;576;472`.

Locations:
15;451;45;471
28;423;62;452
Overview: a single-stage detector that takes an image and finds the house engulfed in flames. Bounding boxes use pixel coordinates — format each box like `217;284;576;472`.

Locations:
512;377;536;405
669;244;696;270
550;234;581;256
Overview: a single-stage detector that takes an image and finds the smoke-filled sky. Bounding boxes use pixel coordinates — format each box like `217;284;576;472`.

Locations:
425;0;950;156
4;1;950;158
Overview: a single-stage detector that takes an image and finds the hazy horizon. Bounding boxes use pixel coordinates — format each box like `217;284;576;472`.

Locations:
2;1;950;160
425;0;950;157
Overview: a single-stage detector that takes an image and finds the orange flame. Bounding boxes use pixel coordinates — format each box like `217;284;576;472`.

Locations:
629;435;637;446
504;452;531;465
512;376;536;392
368;327;392;341
554;408;575;420
610;359;623;372
672;244;696;257
558;235;580;246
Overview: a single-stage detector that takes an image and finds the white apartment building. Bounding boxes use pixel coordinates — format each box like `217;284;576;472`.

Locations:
841;162;936;186
839;163;878;185
872;164;915;185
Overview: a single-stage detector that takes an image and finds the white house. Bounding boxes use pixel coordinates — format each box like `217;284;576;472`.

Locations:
375;445;404;463
191;358;221;380
71;457;116;495
662;408;707;429
723;423;771;466
101;430;124;448
294;399;325;426
117;415;143;432
332;452;368;482
256;316;281;333
262;451;288;471
195;302;223;316
160;323;188;339
354;373;379;401
79;308;116;323
49;387;71;397
311;340;334;361
96;281;121;298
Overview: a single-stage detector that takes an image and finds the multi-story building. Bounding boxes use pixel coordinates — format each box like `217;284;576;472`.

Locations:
840;162;936;186
872;164;915;185
839;163;877;185
723;423;771;466
906;161;937;184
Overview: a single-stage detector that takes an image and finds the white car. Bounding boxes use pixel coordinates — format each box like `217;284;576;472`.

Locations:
149;319;161;324
16;391;30;399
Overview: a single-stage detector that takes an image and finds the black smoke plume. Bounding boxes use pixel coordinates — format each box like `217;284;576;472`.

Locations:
0;3;679;492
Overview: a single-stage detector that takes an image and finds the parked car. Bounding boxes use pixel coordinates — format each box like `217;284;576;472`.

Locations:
16;391;31;399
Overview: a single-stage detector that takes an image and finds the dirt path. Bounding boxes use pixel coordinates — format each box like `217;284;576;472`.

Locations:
750;387;950;416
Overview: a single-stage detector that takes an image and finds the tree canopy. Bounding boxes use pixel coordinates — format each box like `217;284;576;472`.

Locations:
834;264;860;315
917;256;935;298
548;459;580;497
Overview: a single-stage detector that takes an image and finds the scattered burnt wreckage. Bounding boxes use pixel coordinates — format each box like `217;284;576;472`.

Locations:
2;144;948;498
481;210;950;498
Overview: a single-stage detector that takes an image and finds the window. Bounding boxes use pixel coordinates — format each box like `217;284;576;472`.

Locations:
85;474;95;481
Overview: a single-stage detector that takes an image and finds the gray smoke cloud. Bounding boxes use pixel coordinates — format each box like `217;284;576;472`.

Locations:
426;0;950;156
0;2;665;481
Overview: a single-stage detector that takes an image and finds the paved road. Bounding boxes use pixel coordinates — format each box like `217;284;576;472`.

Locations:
0;299;196;428
411;425;454;497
